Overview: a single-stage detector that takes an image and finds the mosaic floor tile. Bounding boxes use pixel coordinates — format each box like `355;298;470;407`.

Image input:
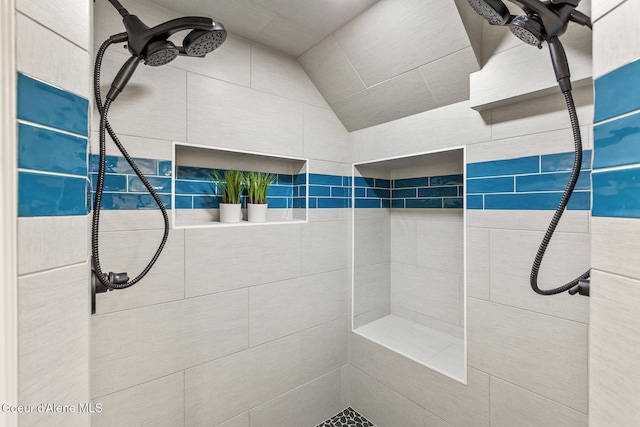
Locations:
316;407;376;427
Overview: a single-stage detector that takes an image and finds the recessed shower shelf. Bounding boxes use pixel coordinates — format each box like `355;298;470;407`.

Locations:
171;142;308;229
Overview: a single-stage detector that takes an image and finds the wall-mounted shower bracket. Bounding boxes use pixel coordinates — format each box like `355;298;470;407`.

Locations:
91;271;129;314
568;278;590;297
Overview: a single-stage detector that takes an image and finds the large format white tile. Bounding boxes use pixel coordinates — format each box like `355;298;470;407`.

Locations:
185;224;301;297
216;413;249;427
93;50;187;142
374;348;490;427
466;126;593;163
593;0;640;77
352;101;490;163
346;365;424;427
354;263;390;317
419;47;479;105
251;44;328;107
488;84;594;140
17;0;90;50
416;220;463;274
92;289;249;397
255;16;324;58
592;216;640;281
334;0;470;87
18;216;88;275
187;73;303;156
303;105;351;163
92;372;184;427
94;229;185;314
466;210;590;233
90;131;173;161
185;319;346;426
489;228;590;323
18;264;90;427
298;36;366;105
466;227;489;300
490;376;588;427
592;0;625;21
301;220;351;275
390;215;417;265
590;270;640;426
249;369;343;427
249;270;348;346
16;13;90;99
331;69;439;132
468;298;588;412
354;217;389;268
391;263;461;326
423;410;454;427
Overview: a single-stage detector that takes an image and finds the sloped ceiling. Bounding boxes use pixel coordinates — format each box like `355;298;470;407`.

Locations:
145;0;484;132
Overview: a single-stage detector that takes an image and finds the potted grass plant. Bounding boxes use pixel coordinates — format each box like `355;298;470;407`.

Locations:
211;169;245;223
245;171;276;223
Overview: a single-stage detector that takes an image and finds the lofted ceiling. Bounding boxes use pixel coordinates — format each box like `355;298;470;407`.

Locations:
144;0;484;132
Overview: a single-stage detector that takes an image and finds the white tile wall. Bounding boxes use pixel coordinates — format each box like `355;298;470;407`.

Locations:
18;216;88;275
354;263;390;317
301;220;351;275
468;298;588;413
333;0;469;87
298;36;366;105
489;228;590;323
91;373;184;427
593;0;640;77
592;216;640;280
249;270;348;346
92;289;249;397
303;105;351;163
419;47;480;105
466;227;489;300
490;376;588;427
17;0;90;50
90;131;173;161
590;269;640;426
16;13;90;99
249;369;343;427
185;224;301;297
187;72;304;156
93;50;187;142
18;264;90;427
251;44;328;108
94;229;185;314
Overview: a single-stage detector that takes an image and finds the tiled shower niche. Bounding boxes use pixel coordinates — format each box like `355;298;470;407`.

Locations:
352;148;467;383
172;143;308;228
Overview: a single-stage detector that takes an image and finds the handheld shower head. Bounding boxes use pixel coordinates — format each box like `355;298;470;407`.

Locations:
466;0;512;25
509;15;544;48
183;24;227;57
103;0;227;101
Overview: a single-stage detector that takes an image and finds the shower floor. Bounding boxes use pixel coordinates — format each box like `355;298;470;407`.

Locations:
354;314;465;380
317;407;376;427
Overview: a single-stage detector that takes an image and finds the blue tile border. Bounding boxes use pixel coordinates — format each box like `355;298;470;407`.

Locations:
593;167;640;218
17;73;89;136
18;123;88;176
18;172;88;217
594;58;640;123
593;112;640;169
467;150;592;211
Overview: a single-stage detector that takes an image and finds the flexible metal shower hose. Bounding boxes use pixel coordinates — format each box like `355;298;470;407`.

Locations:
92;37;170;290
529;90;591;295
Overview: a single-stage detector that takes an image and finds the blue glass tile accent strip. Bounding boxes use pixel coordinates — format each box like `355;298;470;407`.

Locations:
467;150;592;210
175;180;215;195
541;150;592;172
18;123;87;176
593;168;640;218
17;73;89;136
594;58;640;123
467;156;539;178
484;191;591;210
394;177;428;188
18;172;88;216
128;176;171;194
593;112;640;169
430;174;463;186
406;198;443;208
90;174;127;192
91;154;157;175
98;193;172;210
309;173;343;186
418;186;459;198
467;177;514;194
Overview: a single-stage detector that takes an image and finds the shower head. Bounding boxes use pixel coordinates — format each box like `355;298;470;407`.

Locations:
104;0;227;101
509;15;544;48
466;0;512;26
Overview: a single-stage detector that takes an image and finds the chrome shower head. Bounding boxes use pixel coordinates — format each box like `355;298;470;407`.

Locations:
466;0;511;25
